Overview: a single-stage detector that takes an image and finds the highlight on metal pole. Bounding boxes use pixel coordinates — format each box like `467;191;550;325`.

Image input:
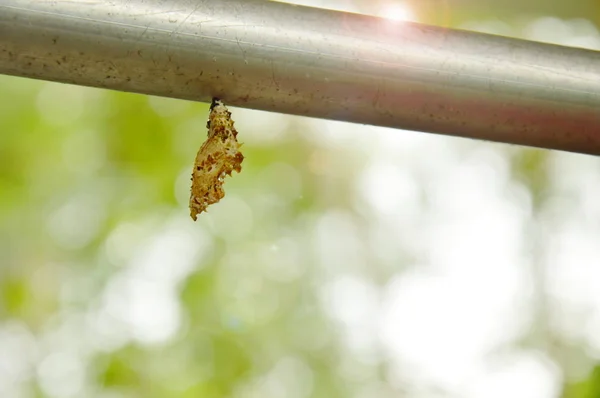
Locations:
1;0;599;154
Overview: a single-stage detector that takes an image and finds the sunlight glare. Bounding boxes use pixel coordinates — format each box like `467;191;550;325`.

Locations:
380;3;416;22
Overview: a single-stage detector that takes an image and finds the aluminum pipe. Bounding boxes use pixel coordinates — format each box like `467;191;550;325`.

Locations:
1;0;600;154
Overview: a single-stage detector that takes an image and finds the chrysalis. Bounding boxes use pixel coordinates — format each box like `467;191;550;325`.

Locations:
189;98;244;221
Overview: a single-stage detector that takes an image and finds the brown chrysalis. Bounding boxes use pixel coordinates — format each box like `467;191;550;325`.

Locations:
189;98;244;221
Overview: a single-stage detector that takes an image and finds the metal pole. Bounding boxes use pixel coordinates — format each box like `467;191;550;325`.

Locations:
1;0;600;154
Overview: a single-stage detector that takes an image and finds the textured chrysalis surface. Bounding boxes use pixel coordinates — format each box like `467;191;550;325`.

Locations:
189;98;244;221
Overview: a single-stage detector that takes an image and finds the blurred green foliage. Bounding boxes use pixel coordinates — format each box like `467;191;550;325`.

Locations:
1;2;600;398
0;74;347;397
405;0;600;27
563;365;600;398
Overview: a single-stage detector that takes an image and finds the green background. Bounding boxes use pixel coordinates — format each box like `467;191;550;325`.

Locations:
1;1;600;397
